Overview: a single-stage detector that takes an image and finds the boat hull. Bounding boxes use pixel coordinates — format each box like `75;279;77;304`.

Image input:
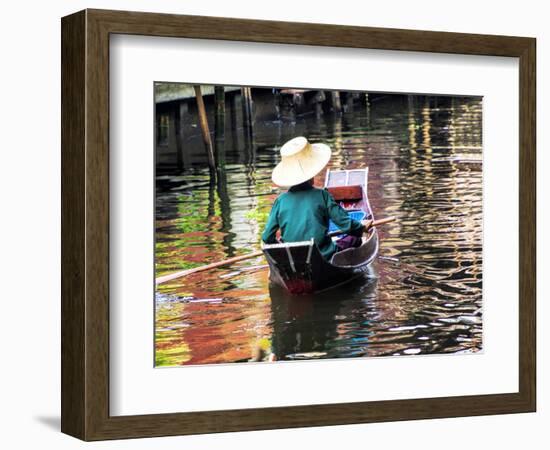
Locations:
263;230;378;295
262;168;379;295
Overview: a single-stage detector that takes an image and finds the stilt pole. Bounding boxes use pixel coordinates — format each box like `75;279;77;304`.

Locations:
241;87;254;135
193;85;217;177
331;90;342;113
174;105;183;170
214;86;225;139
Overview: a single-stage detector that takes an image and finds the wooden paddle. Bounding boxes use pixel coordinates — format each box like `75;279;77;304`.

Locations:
156;216;396;285
328;215;396;237
156;250;264;285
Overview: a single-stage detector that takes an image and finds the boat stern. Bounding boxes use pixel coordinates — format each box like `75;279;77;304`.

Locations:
262;239;317;294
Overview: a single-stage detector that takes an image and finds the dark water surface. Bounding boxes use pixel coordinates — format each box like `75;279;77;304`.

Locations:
155;94;483;366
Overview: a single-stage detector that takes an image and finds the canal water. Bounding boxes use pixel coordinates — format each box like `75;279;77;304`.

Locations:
155;94;483;367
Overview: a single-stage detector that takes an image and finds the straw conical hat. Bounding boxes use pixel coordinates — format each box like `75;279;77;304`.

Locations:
272;137;331;187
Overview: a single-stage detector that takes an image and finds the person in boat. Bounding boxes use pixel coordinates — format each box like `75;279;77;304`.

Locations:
261;136;369;260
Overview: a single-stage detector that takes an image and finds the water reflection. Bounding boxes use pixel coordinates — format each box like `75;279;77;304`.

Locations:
155;94;483;366
270;276;378;360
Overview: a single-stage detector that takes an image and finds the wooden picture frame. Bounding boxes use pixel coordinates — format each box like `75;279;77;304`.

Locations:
61;8;536;441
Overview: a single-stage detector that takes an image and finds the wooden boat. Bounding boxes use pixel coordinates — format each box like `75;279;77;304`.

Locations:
262;168;379;294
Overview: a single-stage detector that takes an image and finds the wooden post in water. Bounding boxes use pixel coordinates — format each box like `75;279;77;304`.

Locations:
230;91;239;130
344;92;356;113
241;87;254;135
167;107;183;170
242;89;256;166
310;90;326;118
193;85;217;177
407;94;415;116
213;86;226;177
214;86;225;139
241;87;249;128
179;102;192;168
331;90;342;113
173;104;183;170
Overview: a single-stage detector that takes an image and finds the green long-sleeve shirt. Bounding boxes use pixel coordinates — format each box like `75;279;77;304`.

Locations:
261;183;364;260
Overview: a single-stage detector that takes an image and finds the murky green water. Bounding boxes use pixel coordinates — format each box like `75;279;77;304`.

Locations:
155;94;483;366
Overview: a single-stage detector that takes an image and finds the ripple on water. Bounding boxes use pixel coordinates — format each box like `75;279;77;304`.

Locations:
155;95;483;366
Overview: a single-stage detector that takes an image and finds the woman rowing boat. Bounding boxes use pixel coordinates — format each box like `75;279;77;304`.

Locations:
156;136;392;293
261;136;371;260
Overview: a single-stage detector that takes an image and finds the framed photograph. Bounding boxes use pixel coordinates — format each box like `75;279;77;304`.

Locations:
61;9;536;440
